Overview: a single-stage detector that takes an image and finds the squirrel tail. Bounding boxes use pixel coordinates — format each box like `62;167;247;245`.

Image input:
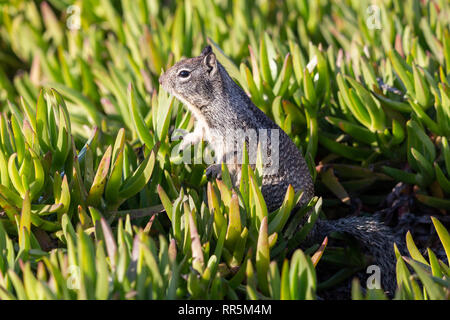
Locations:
306;215;402;295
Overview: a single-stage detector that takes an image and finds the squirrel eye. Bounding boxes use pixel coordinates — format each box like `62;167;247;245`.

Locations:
178;70;190;78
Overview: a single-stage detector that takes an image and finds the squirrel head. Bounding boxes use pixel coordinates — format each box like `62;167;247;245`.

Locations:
159;45;223;112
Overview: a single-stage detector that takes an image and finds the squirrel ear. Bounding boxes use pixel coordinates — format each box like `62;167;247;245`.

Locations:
203;52;217;76
201;45;212;56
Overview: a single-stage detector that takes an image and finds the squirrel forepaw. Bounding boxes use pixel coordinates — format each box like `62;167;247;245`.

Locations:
206;164;222;180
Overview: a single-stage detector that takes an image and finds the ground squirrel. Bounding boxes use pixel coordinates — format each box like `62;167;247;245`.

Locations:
159;45;399;297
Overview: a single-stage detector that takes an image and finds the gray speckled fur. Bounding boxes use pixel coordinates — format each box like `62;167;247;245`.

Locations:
159;46;400;296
